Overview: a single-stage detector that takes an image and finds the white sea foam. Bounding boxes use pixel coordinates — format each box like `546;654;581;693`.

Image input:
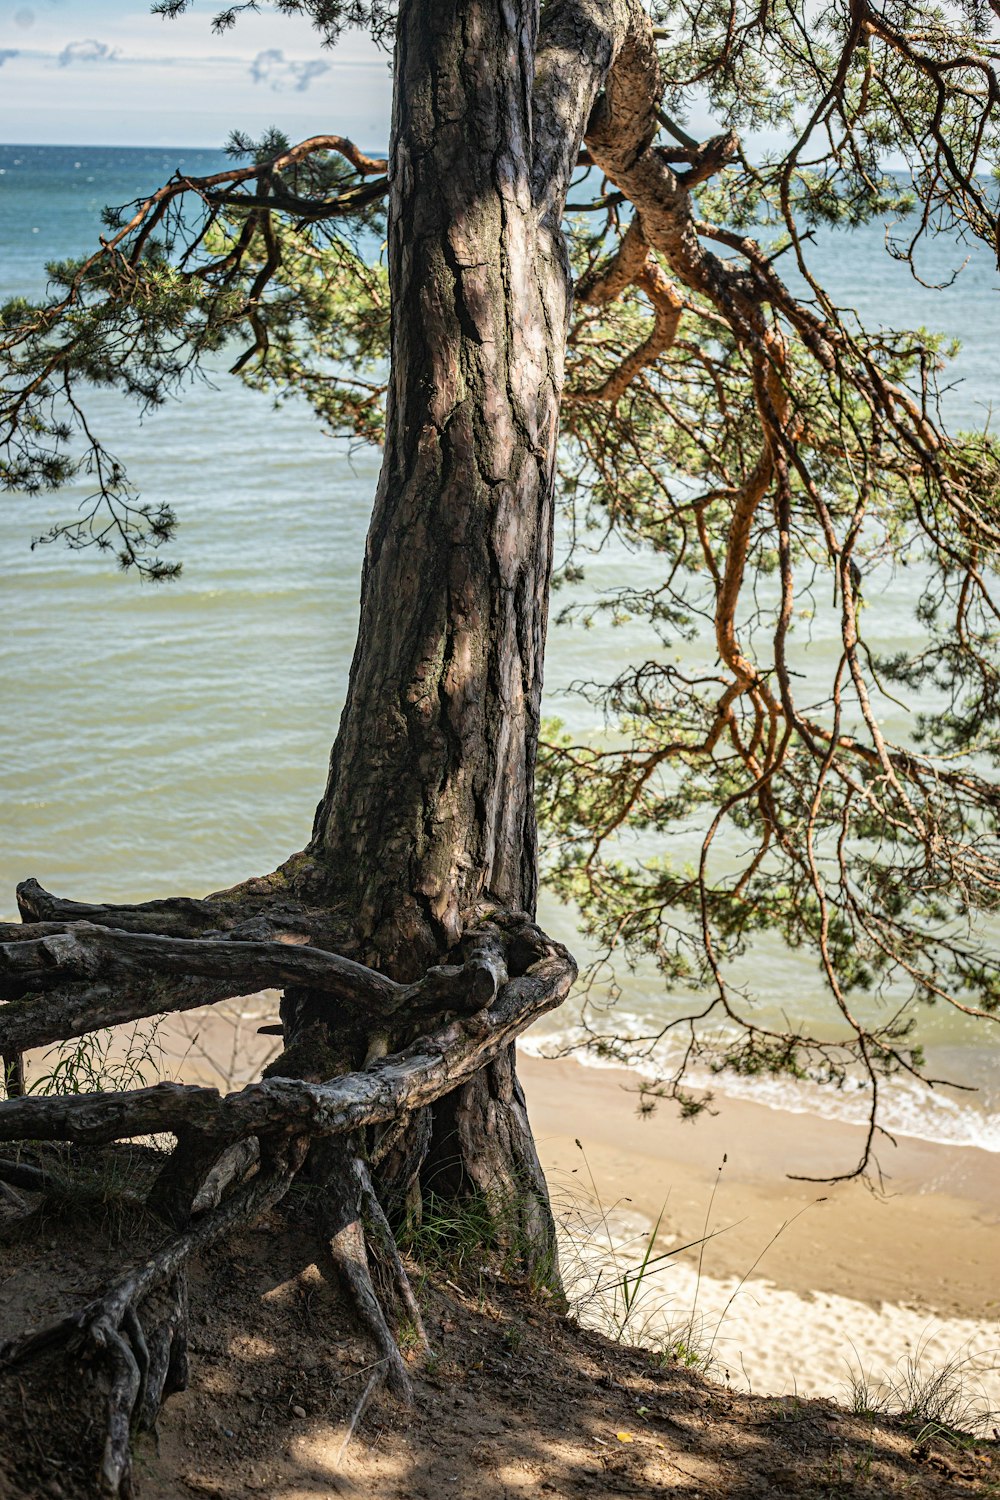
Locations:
521;1013;1000;1155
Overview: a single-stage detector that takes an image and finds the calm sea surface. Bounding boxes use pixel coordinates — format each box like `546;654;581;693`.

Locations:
3;144;1000;1149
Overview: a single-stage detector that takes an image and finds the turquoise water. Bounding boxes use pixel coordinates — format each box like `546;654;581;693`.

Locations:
3;145;1000;1147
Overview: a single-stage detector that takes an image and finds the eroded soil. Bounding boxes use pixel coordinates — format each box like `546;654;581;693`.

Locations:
1;1159;997;1500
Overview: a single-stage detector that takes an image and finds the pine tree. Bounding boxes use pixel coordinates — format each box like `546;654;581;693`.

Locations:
2;0;1000;1488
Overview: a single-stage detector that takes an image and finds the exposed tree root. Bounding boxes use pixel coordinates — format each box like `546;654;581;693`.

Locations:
0;918;505;1055
190;1135;261;1214
2;1137;306;1497
0;1157;47;1192
354;1155;430;1354
0;1139;306;1368
13;865;333;941
318;1145;415;1402
135;1272;189;1434
0;957;573;1150
0;880;576;1495
14;877;232;938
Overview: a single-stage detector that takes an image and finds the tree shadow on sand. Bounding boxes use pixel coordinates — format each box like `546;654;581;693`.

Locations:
1;1175;996;1500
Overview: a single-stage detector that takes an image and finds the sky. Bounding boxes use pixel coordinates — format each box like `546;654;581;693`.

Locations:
0;0;393;148
0;0;774;157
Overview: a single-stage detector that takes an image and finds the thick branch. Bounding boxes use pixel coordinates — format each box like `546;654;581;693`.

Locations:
532;0;657;218
573;235;684;403
0;921;503;1055
575;214;650;305
0;947;576;1148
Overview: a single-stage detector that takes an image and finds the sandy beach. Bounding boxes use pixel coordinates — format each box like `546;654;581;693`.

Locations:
38;994;1000;1416
518;1051;1000;1413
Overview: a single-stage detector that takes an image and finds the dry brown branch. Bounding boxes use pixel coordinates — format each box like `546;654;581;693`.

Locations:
0;917;509;1055
0;947;575;1149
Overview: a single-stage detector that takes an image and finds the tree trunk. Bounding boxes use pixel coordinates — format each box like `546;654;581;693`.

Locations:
313;0;567;957
307;0;574;1266
1;0;645;1297
0;0;663;1478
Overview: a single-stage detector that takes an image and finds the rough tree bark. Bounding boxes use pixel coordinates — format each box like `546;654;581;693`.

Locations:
303;0;571;1244
0;0;663;1488
298;0;636;1246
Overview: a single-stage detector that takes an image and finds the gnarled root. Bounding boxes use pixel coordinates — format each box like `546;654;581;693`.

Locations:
0;917;500;1056
14;858;336;940
0;879;576;1494
317;1144;414;1402
353;1155;429;1354
1;1136;307;1497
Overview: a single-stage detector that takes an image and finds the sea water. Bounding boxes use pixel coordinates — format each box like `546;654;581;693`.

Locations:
3;143;1000;1150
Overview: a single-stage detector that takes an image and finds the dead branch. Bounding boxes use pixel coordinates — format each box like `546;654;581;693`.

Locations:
0;919;506;1055
0;948;575;1149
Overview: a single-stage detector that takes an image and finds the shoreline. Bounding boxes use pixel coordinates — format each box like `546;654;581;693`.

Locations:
518;1050;1000;1405
517;1050;1000;1318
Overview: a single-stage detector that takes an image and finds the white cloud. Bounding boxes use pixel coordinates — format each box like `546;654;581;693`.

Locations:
0;13;391;149
0;50;20;67
249;48;330;93
58;39;121;67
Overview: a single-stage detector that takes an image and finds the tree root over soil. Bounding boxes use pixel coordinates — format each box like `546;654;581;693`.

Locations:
0;878;576;1498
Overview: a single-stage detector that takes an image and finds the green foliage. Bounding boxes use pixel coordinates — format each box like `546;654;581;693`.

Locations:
1;132;386;576
846;1338;999;1440
541;127;1000;1141
151;0;397;48
400;1188;561;1298
3;1143;164;1245
27;1021;165;1097
4;0;1000;1165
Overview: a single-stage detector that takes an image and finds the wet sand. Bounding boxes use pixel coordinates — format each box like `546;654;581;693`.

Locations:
44;995;1000;1407
518;1051;1000;1406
